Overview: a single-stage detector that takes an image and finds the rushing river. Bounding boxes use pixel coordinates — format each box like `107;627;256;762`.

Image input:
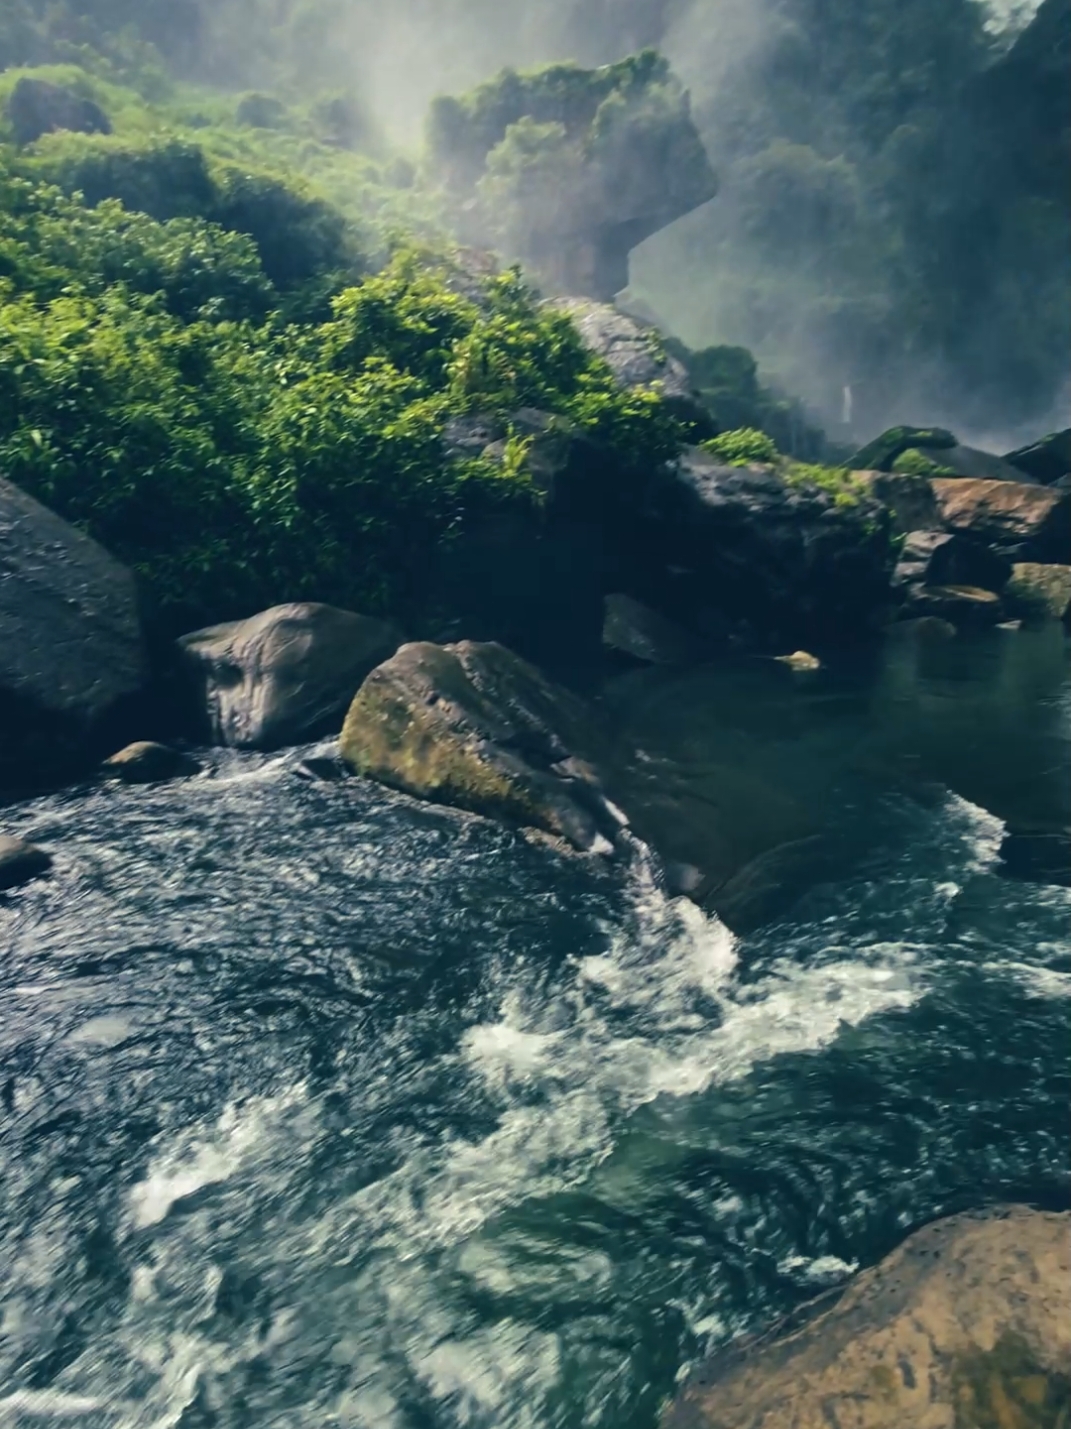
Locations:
1;625;1068;1429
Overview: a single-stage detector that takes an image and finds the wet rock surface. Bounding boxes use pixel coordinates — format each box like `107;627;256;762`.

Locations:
178;603;403;751
0;477;147;792
664;1205;1071;1429
0;835;52;892
340;640;629;854
101;742;202;784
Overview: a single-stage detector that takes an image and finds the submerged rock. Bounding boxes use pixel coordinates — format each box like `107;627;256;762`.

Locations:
339;641;628;854
932;477;1070;563
0;835;52;892
1004;562;1071;621
178;603;403;751
664;1205;1070;1429
102;742;201;784
603;594;708;666
773;651;821;672
0;476;147;792
6;78;112;146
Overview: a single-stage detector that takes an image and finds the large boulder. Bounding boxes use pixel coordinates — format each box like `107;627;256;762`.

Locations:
665;1205;1070;1429
177;603;403;750
847;425;957;472
339;641;628;854
1004;428;1071;485
627;452;895;649
931;476;1070;563
549;300;705;421
0;477;147;791
6;78;112;147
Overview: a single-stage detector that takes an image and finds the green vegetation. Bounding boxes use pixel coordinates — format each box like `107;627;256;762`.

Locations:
891;448;955;477
702;427;778;465
702;426;865;507
0;122;681;634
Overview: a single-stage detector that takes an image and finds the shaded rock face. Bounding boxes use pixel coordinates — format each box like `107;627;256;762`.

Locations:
7;78;112;146
854;471;940;535
1005;429;1071;486
0;836;52;892
178;603;404;751
900;583;1004;628
435;409;608;667
0;477;147;792
664;1205;1071;1429
340;641;628;854
893;529;1010;594
932;477;1070;563
627;452;895;649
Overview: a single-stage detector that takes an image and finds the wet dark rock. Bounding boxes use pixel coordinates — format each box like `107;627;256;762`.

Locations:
101;742;201;785
6;78;112;146
932;477;1070;563
932;443;1036;483
294;756;348;783
0;477;148;792
340;641;629;854
892;529;1010;593
854;470;940;535
602;594;708;666
0;835;52;891
1004;428;1071;486
630;451;894;649
664;1206;1071;1429
177;603;404;751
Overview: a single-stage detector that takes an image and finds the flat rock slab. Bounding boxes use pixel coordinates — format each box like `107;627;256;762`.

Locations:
664;1205;1070;1429
932;477;1069;562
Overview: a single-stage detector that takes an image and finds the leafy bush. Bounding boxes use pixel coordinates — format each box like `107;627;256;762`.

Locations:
702;427;779;465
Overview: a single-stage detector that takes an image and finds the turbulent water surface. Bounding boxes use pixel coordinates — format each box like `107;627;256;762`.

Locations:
1;627;1068;1429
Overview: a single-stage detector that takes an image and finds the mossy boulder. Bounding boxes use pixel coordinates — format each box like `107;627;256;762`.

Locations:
1004;562;1071;621
665;1205;1070;1429
1004;429;1071;486
847;425;957;472
339;641;629;854
6;77;111;146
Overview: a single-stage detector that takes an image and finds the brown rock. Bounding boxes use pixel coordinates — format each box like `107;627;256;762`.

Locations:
664;1205;1070;1429
932;477;1069;562
901;583;1004;627
102;741;201;784
0;835;52;891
